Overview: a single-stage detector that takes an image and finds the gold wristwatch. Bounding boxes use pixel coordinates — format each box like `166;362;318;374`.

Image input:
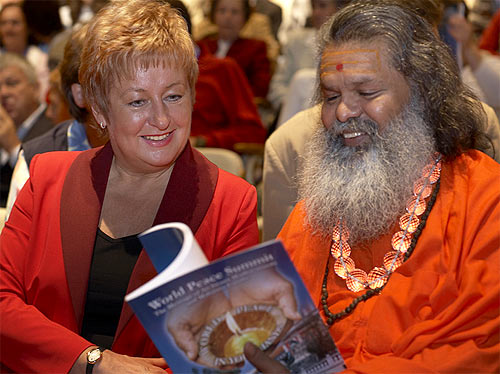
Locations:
86;347;106;374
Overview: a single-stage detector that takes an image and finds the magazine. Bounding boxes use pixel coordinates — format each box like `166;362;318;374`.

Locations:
125;222;345;374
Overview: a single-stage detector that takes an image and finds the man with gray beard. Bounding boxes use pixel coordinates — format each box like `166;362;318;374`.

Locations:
245;1;500;373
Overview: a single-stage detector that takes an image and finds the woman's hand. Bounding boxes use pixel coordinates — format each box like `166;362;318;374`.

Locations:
70;348;167;374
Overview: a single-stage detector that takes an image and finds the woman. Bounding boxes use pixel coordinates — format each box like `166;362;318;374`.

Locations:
0;0;259;373
197;0;271;99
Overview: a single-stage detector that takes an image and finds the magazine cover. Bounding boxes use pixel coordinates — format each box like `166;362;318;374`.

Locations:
125;223;345;374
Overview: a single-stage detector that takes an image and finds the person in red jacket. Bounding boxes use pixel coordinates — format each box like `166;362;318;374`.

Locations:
0;0;259;373
197;0;271;100
479;9;500;55
165;0;266;149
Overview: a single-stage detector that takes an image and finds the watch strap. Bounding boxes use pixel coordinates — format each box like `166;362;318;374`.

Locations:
86;347;106;374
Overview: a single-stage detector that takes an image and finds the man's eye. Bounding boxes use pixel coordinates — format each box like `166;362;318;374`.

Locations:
326;95;339;102
359;91;378;98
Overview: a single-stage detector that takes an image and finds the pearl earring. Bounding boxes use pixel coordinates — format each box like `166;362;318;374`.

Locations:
100;122;106;129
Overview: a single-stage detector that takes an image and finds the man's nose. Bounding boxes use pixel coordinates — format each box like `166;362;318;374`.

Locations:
336;99;361;123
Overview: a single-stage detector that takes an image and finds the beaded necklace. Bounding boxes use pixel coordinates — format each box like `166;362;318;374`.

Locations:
321;154;442;325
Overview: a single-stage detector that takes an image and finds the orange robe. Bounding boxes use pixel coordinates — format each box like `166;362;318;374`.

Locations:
278;150;500;373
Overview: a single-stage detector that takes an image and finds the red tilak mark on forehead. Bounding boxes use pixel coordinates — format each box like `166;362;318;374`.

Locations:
336;63;343;71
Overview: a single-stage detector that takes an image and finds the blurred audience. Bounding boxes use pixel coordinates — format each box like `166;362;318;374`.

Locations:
45;67;72;125
0;52;54;207
0;2;49;100
479;8;500;54
252;0;282;40
269;0;336;110
197;0;272;100
163;0;267;149
446;4;500;118
5;24;107;218
22;0;64;53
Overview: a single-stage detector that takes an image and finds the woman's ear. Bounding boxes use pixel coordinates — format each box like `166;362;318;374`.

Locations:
90;106;106;128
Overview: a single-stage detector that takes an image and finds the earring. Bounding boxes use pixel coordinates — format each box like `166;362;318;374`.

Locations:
100;122;106;129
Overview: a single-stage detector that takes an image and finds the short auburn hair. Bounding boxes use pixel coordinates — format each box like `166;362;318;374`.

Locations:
79;0;198;119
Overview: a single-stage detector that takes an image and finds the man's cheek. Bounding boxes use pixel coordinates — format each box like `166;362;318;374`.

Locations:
321;107;335;130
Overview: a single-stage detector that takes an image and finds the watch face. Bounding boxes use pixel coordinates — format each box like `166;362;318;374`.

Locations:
88;348;102;364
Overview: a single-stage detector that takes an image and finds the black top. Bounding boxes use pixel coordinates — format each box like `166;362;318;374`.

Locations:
81;228;142;349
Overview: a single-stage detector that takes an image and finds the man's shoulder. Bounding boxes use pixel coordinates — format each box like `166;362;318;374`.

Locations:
22;121;72;166
450;150;500;175
267;106;320;150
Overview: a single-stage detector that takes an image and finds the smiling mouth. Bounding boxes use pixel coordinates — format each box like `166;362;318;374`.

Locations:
142;132;172;141
342;132;364;139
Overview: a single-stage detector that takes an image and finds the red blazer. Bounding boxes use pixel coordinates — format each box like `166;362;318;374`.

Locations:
0;143;259;373
198;37;271;98
192;51;267;149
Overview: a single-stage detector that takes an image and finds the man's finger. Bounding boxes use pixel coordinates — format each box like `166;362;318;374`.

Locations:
244;342;290;374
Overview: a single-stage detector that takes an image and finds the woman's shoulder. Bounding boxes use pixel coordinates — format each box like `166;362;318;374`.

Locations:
29;149;94;182
216;168;256;195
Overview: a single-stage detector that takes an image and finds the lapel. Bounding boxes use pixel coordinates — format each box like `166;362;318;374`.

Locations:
60;142;219;336
60;143;112;330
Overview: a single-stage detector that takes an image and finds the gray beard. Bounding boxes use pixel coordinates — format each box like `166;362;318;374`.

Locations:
298;102;437;244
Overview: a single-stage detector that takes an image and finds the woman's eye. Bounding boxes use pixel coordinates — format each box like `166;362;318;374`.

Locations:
128;99;146;107
165;94;182;102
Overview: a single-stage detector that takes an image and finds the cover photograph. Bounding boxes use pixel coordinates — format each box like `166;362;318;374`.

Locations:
125;222;345;374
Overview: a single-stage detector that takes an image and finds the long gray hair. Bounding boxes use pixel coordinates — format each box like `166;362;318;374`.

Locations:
315;0;488;160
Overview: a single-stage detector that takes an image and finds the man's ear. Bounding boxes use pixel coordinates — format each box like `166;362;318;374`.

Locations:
71;83;85;108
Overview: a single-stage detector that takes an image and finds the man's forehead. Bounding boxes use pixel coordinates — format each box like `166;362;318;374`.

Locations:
320;48;381;77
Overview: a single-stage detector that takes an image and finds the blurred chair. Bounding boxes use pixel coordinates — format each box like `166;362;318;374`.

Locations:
196;147;245;178
233;142;265;186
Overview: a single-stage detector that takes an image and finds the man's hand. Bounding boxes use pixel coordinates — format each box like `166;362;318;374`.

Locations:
0;104;19;152
244;342;290;374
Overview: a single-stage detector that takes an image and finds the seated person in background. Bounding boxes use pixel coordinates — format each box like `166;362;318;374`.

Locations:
268;0;342;113
45;67;72;125
164;0;266;149
4;24;107;219
479;9;500;54
22;0;64;54
446;6;500;119
249;2;500;372
0;52;54;207
0;0;259;372
193;0;279;73
0;2;49;100
197;0;272;100
253;0;282;40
